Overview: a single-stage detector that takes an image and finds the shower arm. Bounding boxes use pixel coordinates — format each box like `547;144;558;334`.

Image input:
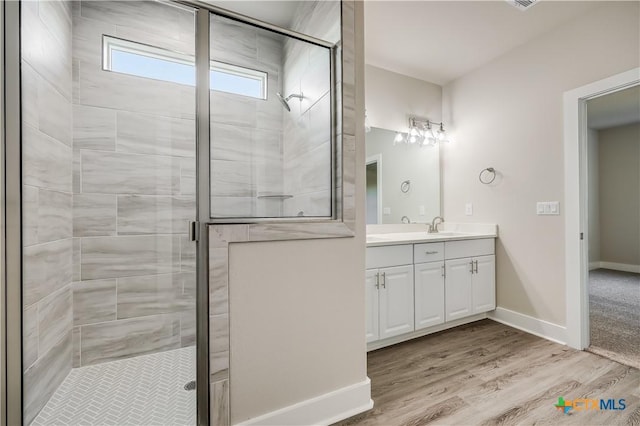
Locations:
286;93;304;101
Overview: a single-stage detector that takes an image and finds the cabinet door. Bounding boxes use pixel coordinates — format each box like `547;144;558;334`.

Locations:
379;265;414;339
472;255;496;314
445;258;473;321
365;269;379;343
414;262;445;330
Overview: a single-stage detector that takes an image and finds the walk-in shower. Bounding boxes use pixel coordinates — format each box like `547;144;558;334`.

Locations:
9;0;340;424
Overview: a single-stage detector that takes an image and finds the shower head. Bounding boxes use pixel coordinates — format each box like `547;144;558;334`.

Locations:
276;92;304;112
276;92;291;112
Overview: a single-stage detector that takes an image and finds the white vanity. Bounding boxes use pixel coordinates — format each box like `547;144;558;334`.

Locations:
365;224;498;351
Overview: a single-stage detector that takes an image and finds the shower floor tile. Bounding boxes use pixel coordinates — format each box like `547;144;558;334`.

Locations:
31;346;196;426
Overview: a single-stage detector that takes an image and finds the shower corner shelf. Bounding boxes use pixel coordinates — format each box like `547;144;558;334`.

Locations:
256;193;293;200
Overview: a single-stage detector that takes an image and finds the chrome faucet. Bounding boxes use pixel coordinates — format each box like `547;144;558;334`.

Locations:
401;216;411;224
428;216;444;233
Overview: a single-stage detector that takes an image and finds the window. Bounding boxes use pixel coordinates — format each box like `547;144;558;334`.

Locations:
103;36;267;99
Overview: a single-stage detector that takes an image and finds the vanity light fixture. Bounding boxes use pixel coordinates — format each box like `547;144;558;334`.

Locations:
394;117;450;146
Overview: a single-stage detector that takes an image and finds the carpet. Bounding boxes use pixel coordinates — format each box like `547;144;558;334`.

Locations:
588;268;640;369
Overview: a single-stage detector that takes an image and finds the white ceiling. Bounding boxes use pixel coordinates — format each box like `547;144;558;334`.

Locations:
587;85;640;130
365;0;602;85
205;1;298;28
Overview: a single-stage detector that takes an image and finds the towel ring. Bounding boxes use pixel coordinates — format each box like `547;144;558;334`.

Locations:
479;167;496;184
400;180;411;193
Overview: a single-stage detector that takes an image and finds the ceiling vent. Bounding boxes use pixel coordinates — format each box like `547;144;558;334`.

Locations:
507;0;538;11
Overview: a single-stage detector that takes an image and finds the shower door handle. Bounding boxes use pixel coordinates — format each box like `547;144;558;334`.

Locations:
189;221;199;242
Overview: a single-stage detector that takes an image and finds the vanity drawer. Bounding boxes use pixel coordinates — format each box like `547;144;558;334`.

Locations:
445;239;494;260
366;245;413;269
413;242;445;263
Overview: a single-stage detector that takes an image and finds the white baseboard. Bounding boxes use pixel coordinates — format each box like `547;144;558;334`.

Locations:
589;261;600;271
488;307;567;345
367;313;487;352
593;261;640;274
237;378;373;426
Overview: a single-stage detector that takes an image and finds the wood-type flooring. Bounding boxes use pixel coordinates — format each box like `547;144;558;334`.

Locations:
338;320;639;426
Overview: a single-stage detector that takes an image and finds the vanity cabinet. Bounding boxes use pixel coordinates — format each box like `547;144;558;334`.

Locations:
366;237;496;348
444;240;496;321
366;245;414;342
414;261;445;329
413;242;446;330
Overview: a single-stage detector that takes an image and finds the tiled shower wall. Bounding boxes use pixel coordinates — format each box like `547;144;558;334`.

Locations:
282;1;339;217
281;40;332;217
210;14;285;218
21;0;74;423
71;1;196;367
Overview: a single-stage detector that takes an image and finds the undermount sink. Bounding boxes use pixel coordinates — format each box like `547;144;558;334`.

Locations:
366;235;393;242
367;232;468;242
426;232;462;237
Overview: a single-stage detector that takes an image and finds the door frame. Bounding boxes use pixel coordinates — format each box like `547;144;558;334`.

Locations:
3;1;24;424
563;67;640;350
365;154;382;224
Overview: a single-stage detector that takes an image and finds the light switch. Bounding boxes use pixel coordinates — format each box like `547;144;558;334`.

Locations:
419;205;425;215
383;207;391;215
465;203;473;216
537;201;560;215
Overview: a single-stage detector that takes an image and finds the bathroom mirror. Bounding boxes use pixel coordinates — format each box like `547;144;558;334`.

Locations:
366;127;441;224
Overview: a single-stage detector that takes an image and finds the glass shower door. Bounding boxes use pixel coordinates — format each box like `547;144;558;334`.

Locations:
20;1;198;424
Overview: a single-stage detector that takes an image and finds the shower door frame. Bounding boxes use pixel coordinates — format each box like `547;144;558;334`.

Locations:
182;2;349;424
3;0;25;425
3;1;354;425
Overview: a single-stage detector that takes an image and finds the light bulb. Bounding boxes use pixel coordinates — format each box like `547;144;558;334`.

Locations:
409;134;417;144
425;124;435;140
394;132;404;144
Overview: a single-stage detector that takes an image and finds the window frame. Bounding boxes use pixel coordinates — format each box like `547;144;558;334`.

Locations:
102;35;267;100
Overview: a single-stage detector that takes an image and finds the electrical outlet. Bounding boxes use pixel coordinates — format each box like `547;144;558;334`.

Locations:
383;207;391;215
465;203;473;216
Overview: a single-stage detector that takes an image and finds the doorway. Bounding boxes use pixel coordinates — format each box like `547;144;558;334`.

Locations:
585;86;640;368
563;67;640;357
366;155;382;225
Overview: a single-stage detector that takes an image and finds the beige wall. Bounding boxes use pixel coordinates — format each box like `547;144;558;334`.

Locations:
588;128;600;264
442;2;640;326
365;65;442;132
228;1;367;423
598;122;640;266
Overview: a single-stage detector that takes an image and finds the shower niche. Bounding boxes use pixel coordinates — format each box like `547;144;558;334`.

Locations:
210;14;334;220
